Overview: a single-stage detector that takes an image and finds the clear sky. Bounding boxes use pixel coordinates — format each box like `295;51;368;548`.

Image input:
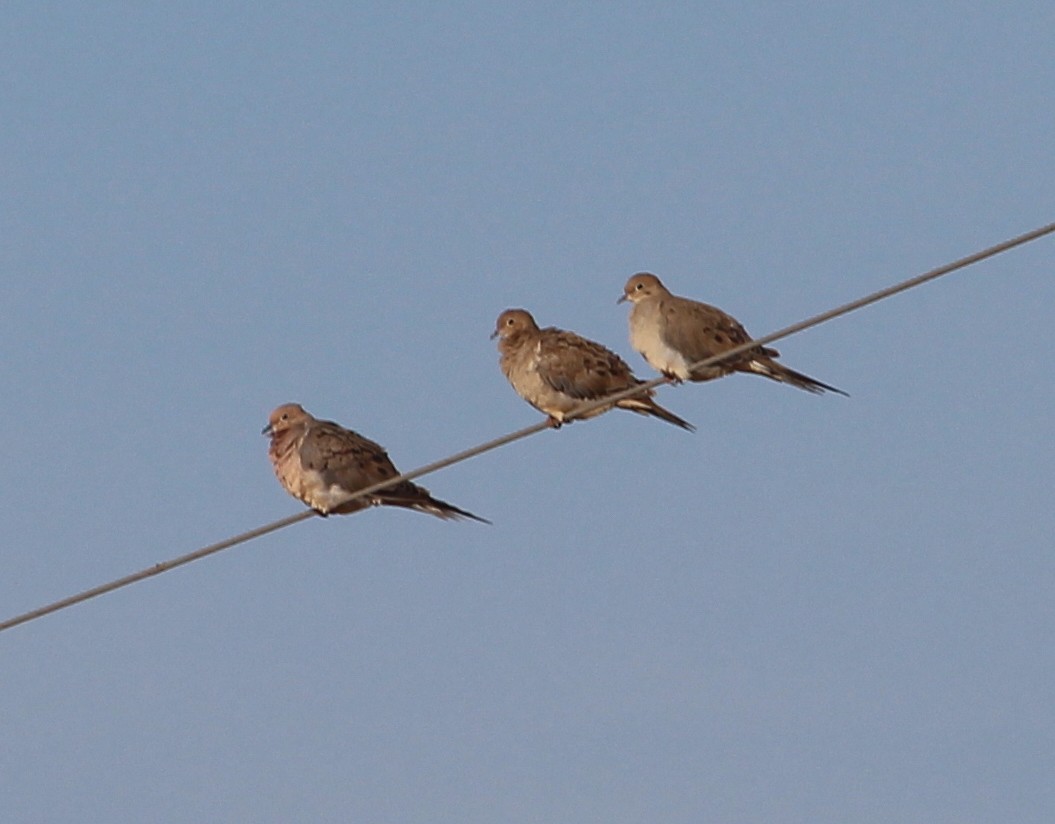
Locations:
2;4;1053;822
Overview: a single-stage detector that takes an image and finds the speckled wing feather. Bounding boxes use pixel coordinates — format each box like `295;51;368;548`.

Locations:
658;298;776;374
299;421;397;495
534;327;640;400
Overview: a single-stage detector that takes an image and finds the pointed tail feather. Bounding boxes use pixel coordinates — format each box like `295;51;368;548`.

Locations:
646;400;696;431
746;359;848;396
617;397;696;431
414;496;492;524
381;482;491;523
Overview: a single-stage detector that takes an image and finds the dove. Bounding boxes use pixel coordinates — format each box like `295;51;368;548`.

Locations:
491;308;694;430
619;273;847;395
263;403;489;522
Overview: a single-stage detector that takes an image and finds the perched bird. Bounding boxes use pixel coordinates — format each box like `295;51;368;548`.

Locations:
491;308;694;430
263;403;489;522
619;273;847;396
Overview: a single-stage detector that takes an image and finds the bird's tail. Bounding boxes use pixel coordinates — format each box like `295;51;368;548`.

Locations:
617;391;696;431
380;481;492;523
746;359;848;396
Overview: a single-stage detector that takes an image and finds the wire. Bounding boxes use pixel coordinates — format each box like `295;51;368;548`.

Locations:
1;221;1052;634
0;512;313;633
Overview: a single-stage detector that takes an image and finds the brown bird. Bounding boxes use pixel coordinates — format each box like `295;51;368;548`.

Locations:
491;308;695;430
263;403;489;522
619;273;847;395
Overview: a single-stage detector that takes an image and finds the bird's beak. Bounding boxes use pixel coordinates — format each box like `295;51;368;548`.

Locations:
261;423;273;436
617;293;628;304
489;329;499;340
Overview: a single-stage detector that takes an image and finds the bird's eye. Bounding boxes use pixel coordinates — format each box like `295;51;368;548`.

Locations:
281;413;288;421
636;282;644;291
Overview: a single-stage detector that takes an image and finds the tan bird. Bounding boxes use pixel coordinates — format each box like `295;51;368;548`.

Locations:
263;403;489;522
491;308;694;430
619;273;847;396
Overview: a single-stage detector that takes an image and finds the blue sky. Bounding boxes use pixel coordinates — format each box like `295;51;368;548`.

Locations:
2;3;1053;822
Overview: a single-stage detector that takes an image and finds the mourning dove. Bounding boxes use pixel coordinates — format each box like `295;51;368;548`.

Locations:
491;308;695;430
619;273;847;396
263;403;489;522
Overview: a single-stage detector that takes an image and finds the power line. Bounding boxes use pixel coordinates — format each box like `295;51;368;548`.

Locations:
2;221;1052;635
0;512;314;634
